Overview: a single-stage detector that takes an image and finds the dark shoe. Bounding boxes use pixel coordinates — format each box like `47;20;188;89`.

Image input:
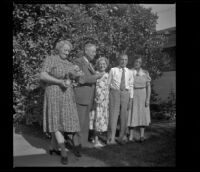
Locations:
129;139;136;143
49;149;61;156
61;156;68;165
65;138;74;150
82;142;94;148
73;145;82;157
140;137;145;143
116;138;126;145
106;138;117;145
65;136;82;157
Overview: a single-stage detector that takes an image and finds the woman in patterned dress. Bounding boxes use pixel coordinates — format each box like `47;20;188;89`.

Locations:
89;57;109;147
127;55;151;142
40;40;83;165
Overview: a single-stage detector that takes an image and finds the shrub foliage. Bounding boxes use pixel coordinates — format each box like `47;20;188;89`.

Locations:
13;4;168;124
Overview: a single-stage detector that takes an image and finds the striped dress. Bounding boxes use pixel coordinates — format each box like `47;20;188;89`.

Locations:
42;55;80;133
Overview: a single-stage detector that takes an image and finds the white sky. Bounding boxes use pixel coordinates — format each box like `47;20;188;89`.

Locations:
142;4;176;30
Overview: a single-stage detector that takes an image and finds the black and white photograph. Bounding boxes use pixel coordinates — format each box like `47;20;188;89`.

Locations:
13;3;176;167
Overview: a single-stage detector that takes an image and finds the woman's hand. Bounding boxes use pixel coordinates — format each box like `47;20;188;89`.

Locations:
64;79;71;87
59;79;71;89
95;97;102;104
95;73;104;79
145;99;150;107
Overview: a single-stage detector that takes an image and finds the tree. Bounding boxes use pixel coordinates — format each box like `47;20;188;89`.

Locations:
13;4;168;124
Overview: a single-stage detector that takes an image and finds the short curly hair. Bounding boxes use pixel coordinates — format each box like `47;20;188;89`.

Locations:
117;53;128;61
134;54;143;62
84;43;96;51
55;40;73;53
95;57;109;70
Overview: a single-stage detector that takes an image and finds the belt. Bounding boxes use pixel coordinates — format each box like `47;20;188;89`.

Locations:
120;89;129;91
134;87;146;89
110;88;129;92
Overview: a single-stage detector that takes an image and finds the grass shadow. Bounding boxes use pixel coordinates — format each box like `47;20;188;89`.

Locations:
80;122;176;167
14;121;176;167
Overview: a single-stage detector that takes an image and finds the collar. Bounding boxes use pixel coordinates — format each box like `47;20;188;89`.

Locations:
82;56;96;74
83;56;90;64
118;66;127;70
132;68;145;76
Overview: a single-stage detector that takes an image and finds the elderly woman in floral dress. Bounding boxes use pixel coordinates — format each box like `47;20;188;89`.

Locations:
40;40;83;165
89;57;110;147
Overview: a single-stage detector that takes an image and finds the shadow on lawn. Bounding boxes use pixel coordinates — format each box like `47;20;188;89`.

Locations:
81;122;176;167
14;121;176;167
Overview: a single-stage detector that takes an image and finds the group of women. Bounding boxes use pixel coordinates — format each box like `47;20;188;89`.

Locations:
40;39;151;165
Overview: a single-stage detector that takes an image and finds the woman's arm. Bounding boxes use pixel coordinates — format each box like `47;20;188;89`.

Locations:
95;85;103;103
145;82;151;107
129;70;134;99
128;70;134;110
40;56;63;86
107;68;113;91
40;72;69;88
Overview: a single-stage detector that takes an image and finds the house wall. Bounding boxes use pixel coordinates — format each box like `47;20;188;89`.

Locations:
153;71;176;102
153;27;176;103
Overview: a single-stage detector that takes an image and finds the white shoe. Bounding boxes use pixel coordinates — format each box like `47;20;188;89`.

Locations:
91;139;95;143
94;141;104;148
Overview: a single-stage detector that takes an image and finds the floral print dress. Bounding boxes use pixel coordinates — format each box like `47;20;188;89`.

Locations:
89;72;109;132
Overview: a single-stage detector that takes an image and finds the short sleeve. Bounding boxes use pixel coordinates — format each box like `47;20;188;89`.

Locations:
41;56;55;73
146;71;151;85
107;68;113;86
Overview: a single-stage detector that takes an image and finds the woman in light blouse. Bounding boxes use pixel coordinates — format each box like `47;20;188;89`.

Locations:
127;55;151;142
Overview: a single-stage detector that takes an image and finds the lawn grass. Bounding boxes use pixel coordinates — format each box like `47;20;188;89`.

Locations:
81;122;176;167
14;121;176;167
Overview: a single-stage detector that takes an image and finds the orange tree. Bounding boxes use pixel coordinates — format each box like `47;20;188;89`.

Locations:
13;4;167;124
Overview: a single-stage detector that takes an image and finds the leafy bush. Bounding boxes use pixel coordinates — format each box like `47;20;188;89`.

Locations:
151;88;176;121
13;4;168;125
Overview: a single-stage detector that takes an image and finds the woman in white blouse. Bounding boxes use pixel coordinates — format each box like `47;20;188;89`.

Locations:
127;55;151;142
